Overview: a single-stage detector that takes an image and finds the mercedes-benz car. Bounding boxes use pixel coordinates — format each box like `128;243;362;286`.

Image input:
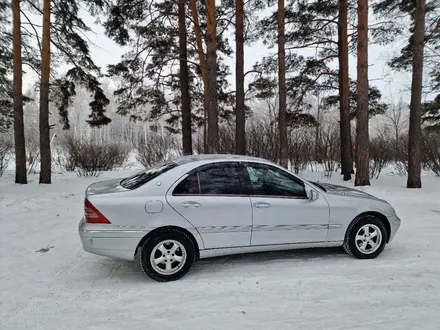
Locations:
79;154;401;282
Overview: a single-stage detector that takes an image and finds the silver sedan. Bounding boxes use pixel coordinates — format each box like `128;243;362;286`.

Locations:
79;154;401;282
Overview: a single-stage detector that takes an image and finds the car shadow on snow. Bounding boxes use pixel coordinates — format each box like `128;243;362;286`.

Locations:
95;247;346;282
90;246;402;283
191;244;405;279
192;247;346;272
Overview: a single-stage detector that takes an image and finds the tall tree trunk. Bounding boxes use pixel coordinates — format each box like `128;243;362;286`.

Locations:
206;0;218;154
278;0;287;168
189;0;208;152
11;0;27;184
395;125;399;161
355;0;370;186
315;108;320;161
178;0;192;155
39;0;51;184
235;0;245;155
407;0;425;188
338;0;352;181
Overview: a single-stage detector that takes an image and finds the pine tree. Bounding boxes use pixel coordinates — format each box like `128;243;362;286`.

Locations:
373;0;440;188
407;0;425;188
235;0;245;155
425;56;440;130
2;2;39;183
104;0;235;146
256;0;387;174
278;0;287;167
178;0;192;155
322;80;388;118
338;0;352;180
0;2;13;133
189;0;208;147
205;0;218;153
11;0;27;184
355;0;370;186
422;94;440;130
39;0;51;184
18;0;112;183
23;0;111;130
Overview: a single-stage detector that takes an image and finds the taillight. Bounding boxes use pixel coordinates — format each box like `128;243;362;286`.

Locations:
84;198;111;224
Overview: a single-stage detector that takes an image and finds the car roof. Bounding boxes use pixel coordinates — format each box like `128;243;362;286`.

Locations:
172;154;275;166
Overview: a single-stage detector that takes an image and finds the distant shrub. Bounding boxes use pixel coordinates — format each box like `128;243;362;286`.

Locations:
316;123;340;178
0;136;13;177
192;133;204;155
64;136;129;177
369;134;394;179
289;129;314;174
218;124;235;154
136;133;180;168
52;146;76;173
25;132;40;174
246;119;278;162
193;124;243;156
422;132;440;177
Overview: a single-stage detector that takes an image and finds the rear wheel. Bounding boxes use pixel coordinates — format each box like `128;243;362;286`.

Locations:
139;228;196;282
343;215;388;259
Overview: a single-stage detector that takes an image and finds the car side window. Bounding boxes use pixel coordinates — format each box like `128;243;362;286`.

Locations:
245;164;307;198
173;173;199;195
173;163;246;195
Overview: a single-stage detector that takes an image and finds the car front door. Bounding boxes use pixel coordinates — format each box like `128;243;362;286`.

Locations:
244;162;330;246
166;162;252;249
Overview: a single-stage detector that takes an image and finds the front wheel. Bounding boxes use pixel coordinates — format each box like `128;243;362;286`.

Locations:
343;215;388;259
139;229;196;282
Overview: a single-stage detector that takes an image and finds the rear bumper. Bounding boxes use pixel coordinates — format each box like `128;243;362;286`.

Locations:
388;214;401;242
78;217;149;261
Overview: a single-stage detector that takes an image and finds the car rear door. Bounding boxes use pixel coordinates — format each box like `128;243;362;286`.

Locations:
244;162;330;246
166;162;252;249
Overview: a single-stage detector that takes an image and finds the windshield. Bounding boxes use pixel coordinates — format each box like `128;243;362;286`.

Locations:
120;162;178;190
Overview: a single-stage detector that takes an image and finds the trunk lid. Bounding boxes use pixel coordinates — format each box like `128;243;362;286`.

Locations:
85;178;129;197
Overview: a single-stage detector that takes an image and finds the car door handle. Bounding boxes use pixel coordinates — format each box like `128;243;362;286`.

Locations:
181;201;201;208
253;202;271;208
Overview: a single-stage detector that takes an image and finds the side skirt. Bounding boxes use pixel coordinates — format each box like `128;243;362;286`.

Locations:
199;241;344;259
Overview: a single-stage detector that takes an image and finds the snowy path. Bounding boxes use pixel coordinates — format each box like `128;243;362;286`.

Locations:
1;171;440;330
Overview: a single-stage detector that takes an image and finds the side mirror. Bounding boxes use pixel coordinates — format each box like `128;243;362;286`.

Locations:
308;189;319;201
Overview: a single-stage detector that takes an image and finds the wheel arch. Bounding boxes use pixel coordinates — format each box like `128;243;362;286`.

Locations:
135;226;200;259
348;211;391;243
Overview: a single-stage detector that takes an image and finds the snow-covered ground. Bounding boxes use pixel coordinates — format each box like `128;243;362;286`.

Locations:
1;168;440;330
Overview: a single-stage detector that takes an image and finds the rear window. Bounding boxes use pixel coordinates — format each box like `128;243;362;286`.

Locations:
120;162;178;190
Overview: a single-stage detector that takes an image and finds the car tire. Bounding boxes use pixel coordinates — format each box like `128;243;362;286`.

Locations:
139;228;196;282
343;214;388;259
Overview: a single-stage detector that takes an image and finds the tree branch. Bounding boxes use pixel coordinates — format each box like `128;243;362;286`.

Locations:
286;39;338;50
20;8;42;53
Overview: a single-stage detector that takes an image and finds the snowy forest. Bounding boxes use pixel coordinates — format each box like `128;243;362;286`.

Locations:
0;0;439;187
2;0;440;327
